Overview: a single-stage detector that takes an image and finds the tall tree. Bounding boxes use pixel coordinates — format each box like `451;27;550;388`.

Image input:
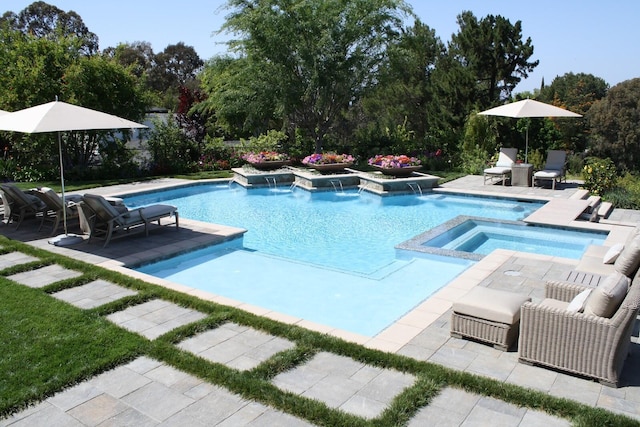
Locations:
222;0;411;153
148;42;203;109
103;41;155;78
1;1;99;55
588;78;640;172
539;72;608;153
448;11;538;108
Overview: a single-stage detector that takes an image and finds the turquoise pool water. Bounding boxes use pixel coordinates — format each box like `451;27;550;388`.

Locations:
128;184;546;336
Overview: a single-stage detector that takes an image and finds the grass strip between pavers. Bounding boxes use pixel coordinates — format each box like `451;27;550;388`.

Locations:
0;236;638;426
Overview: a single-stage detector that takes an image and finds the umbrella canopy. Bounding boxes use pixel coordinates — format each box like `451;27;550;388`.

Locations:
0;101;146;132
478;99;582;162
0;109;9;116
0;100;147;245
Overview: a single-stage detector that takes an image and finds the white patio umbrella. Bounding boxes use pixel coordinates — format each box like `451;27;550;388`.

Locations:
0;100;147;246
478;99;582;163
0;109;9;116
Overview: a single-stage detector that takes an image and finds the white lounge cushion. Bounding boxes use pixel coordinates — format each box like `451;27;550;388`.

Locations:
453;287;531;324
533;170;562;178
583;272;630;318
484;166;511;175
603;243;625;264
567;288;592;313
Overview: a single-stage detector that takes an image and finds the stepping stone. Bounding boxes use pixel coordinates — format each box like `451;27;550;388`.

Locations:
177;322;296;371
2;357;314;426
7;264;82;288
272;351;416;419
0;251;39;270
106;299;207;340
51;279;138;309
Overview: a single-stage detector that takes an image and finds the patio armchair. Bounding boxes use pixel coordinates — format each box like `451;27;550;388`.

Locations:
0;183;47;230
32;187;83;235
533;150;567;190
483;147;518;186
80;193;179;247
519;271;640;387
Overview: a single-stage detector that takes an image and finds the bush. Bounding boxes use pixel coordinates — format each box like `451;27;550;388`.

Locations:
582;157;618;196
603;173;640;209
146;115;199;174
460;145;489;175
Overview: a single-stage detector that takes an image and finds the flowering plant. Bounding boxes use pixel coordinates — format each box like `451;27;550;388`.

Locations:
368;154;421;168
242;151;290;163
302;152;355;165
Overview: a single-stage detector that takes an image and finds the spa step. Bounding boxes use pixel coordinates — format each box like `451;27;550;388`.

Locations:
597;202;613;219
570;189;590;200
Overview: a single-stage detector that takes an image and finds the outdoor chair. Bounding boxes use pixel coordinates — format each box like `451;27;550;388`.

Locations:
32;187;83;236
483;147;518;186
80;193;179;247
533;150;567;190
519;271;640;387
0;183;47;230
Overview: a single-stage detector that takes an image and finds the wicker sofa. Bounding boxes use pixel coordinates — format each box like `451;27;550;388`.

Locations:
518;270;640;387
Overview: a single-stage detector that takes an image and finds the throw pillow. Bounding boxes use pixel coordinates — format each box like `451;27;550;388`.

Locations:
583;272;630;318
603;243;625;264
567;288;592;313
614;234;640;277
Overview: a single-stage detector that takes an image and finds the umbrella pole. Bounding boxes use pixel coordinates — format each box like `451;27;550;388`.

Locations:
48;132;83;246
58;132;67;236
525;126;529;164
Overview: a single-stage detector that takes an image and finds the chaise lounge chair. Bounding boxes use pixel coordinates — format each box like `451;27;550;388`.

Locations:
0;183;47;230
483;147;518;186
32;187;83;235
533;150;567;190
80;193;179;247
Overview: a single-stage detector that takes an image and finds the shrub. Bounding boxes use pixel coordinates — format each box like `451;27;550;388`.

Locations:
582;157;618;196
460;145;489;175
603;173;640;209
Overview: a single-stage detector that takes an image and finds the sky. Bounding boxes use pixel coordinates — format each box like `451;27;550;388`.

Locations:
3;1;639;93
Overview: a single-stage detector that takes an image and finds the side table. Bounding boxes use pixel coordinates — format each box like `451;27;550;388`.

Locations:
511;163;533;187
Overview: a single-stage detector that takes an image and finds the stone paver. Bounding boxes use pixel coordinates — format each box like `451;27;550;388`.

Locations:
0;251;39;270
177;322;296;371
106;299;207;340
7;264;82;288
407;387;571;427
51;279;138;309
272;351;415;419
0;357;314;427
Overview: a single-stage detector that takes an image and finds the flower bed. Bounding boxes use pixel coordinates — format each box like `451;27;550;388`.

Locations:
302;152;355;173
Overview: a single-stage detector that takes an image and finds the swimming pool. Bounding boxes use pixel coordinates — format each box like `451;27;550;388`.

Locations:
128;184;545;336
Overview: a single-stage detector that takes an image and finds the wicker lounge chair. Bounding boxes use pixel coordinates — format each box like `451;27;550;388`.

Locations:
519;271;640;387
533;150;567;189
0;183;47;229
483;147;517;186
80;193;179;247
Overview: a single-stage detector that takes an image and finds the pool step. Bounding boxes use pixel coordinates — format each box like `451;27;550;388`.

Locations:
597;201;613;219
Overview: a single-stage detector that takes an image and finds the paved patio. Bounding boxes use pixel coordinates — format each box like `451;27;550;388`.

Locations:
1;175;639;425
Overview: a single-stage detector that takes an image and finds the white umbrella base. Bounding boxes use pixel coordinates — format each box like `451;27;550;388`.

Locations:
48;233;84;246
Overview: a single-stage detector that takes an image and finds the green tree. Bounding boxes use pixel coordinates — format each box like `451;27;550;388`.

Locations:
539;72;608;153
1;1;99;55
448;11;539;108
148;42;203;109
222;0;411;153
359;20;444;143
588;78;640;172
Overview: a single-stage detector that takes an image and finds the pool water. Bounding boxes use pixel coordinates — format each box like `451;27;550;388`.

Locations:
128;185;544;336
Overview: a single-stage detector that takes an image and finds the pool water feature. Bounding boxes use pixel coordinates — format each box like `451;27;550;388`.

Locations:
128;185;545;336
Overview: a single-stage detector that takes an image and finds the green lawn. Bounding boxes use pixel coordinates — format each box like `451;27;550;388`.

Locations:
0;237;635;426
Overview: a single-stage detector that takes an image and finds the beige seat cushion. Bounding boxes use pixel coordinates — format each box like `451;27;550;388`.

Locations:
453;287;531;325
614;234;640;277
583;272;630;318
539;298;570;311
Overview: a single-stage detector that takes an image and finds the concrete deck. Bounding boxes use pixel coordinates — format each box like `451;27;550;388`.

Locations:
1;175;639;425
